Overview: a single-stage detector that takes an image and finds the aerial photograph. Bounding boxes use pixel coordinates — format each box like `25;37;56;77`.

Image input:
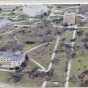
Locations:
0;4;87;88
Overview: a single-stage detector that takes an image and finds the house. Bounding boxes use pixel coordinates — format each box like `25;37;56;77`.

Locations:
0;51;25;69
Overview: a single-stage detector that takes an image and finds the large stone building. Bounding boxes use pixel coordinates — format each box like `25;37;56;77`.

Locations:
63;12;76;25
63;11;80;25
0;51;25;68
23;5;49;17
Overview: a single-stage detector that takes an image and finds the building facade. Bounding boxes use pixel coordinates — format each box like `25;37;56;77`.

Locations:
0;51;25;68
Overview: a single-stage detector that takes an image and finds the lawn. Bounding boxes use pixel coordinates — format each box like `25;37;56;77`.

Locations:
69;51;88;87
0;71;9;82
17;40;67;87
69;27;88;87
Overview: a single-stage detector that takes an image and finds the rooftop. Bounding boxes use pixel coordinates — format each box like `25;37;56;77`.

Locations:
0;19;12;29
0;51;24;61
23;5;49;17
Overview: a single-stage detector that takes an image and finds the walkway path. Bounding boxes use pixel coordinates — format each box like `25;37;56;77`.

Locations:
42;35;61;88
65;29;78;88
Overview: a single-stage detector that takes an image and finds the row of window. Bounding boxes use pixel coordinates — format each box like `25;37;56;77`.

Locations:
0;58;19;61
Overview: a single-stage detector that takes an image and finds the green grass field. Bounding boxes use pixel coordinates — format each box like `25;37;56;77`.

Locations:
69;28;88;87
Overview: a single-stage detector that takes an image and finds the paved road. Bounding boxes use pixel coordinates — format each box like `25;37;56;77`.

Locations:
25;42;48;54
46;35;60;72
65;59;72;88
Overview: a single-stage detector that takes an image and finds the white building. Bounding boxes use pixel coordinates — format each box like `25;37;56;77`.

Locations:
0;51;25;68
23;5;49;17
